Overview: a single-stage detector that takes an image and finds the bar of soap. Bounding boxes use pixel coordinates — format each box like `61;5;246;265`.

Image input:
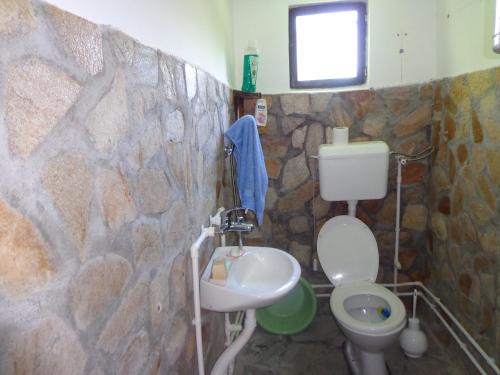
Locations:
211;258;228;280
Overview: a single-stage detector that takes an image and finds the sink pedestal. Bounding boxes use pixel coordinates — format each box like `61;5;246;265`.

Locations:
210;309;256;375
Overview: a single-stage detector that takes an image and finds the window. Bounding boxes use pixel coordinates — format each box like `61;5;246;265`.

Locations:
289;2;367;89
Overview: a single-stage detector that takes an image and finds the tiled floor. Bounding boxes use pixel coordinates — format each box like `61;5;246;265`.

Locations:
234;296;467;375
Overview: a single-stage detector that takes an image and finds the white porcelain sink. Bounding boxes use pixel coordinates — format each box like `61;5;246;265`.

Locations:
200;246;301;312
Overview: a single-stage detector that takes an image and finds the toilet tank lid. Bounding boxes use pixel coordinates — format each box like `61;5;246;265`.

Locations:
317;215;379;286
318;141;389;160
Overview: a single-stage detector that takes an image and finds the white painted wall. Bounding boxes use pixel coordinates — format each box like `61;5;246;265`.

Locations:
436;0;500;78
45;0;234;85
232;0;437;94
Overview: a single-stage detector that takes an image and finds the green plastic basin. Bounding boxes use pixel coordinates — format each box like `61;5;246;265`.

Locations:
256;277;317;335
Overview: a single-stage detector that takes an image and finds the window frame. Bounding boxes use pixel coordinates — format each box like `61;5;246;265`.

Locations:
288;2;367;89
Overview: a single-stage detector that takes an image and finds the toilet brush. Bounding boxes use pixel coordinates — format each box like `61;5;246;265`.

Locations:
399;289;428;358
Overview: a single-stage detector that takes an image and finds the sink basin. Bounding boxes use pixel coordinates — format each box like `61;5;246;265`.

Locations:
200;246;301;312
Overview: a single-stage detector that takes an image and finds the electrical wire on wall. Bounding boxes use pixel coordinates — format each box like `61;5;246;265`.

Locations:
397;32;408;83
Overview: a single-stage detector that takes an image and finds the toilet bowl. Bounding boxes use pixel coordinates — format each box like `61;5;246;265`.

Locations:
317;215;406;375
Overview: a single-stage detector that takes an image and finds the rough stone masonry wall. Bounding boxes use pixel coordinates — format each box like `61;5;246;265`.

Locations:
429;66;500;364
0;1;230;374
247;85;433;285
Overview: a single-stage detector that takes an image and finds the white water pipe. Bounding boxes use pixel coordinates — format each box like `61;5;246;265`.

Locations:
211;309;256;375
393;157;403;292
419;294;488;375
191;226;216;375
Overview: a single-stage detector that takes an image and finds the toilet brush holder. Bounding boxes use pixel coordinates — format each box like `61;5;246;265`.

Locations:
400;318;428;358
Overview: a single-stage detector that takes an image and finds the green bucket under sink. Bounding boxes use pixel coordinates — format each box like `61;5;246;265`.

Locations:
256;277;317;335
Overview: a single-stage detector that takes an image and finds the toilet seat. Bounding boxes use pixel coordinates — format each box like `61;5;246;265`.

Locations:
330;282;406;336
317;215;378;286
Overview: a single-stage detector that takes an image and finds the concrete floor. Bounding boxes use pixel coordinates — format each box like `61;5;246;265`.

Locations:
233;297;468;375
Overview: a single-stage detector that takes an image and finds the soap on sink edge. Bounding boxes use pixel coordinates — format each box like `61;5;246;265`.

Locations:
210;257;233;285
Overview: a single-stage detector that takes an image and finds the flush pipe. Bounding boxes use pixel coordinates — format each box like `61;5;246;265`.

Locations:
347;200;358;217
191;225;217;375
211;310;257;375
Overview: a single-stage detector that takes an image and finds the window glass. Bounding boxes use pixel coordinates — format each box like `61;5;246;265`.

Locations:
289;2;367;89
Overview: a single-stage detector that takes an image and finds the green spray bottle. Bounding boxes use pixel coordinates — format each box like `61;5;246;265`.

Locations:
241;40;259;93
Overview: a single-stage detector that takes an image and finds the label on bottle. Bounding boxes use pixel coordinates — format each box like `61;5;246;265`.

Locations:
242;54;259;93
255;98;267;127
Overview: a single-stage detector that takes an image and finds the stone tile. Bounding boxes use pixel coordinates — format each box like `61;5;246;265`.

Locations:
164;312;189;364
159;53;177;100
117;329;150;375
5;58;81;156
0;0;35;35
138;169;170;214
42;154;92;256
47;5;103;75
289;241;311;267
97;280;148;353
96;169;136;231
376;192;396;225
265;187;278;210
149;267;170;331
401;163;427;184
2;316;87;375
265;158;282;179
342;90;377;119
71;254;132;330
132;43;159;86
184;63;197;100
291;126;307;148
329;97;353;127
277;180;317;214
451;183;464;216
126;118;162;171
261;137;289;158
281;94;310;115
288;216;310;234
456;144;468;165
281;152;310;192
402;204;427;231
86;70;129;155
168;253;188;310
399;249;418;270
477;175;496;210
161;200;189;246
109;29;134;65
133;222;162;267
310;93;332;113
485;149;500;185
469;201;493;223
282;117;305;135
164;109;185;143
362;111;388;137
305;123;324;157
431;212;448;241
0;198;53;297
471;111;483;143
394;102;432;136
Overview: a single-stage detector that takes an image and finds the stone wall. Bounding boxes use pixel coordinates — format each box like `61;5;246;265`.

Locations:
248;85;433;284
0;1;230;374
429;67;500;363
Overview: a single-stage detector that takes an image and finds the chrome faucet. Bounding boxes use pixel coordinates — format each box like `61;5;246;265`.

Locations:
219;207;254;234
219;207;254;256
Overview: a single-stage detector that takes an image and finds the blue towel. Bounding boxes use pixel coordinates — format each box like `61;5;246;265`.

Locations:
225;115;268;225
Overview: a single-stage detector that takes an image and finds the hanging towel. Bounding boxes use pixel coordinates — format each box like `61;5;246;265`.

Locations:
225;115;268;225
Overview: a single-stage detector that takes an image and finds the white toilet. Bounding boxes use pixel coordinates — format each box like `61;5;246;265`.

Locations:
316;137;407;375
